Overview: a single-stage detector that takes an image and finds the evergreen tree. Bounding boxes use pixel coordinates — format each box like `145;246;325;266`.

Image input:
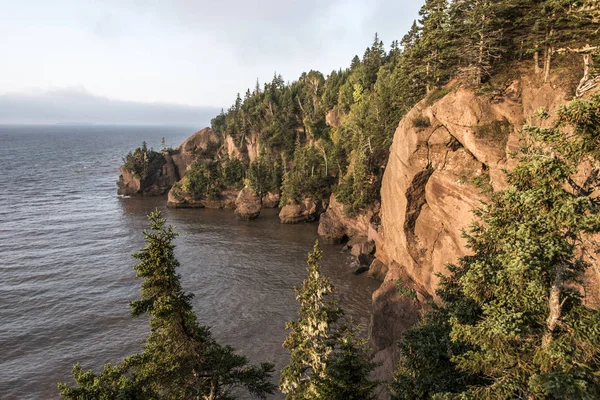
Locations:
280;242;378;400
419;0;452;92
390;265;484;400
59;211;276;400
451;0;505;86
444;96;600;399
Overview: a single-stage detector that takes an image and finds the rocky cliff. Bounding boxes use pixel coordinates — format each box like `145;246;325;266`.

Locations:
364;71;600;386
117;128;220;197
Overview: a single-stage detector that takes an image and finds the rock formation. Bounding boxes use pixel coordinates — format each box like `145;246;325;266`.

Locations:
367;73;600;385
117;152;180;196
279;197;324;224
117;128;220;197
234;187;262;220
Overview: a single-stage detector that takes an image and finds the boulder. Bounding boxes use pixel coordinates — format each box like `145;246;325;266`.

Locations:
367;259;389;282
279;198;323;224
235;187;262;220
350;238;375;257
317;211;347;244
317;194;379;244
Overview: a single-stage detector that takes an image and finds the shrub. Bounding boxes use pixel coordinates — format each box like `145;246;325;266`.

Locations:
412;115;431;129
425;88;452;106
123;142;163;179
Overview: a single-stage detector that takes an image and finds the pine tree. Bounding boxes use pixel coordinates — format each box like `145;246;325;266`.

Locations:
59;211;276;400
419;0;452;92
280;241;378;400
444;96;600;399
451;0;505;87
390;266;484;400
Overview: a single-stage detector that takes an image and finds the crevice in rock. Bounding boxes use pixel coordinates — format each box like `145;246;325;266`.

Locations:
403;165;435;264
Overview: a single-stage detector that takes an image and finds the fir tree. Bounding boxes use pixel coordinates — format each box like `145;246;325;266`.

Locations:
419;0;452;92
451;0;505;87
59;211;276;400
445;96;600;399
280;241;378;400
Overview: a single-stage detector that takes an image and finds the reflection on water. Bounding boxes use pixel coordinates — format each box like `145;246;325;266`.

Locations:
0;126;378;400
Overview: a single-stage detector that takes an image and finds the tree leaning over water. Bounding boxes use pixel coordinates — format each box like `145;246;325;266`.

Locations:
58;210;275;400
280;241;379;400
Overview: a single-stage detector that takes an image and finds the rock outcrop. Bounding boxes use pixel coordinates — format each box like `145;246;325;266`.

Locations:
117;153;179;196
279;197;324;224
117;128;220;197
171;128;221;177
262;192;281;208
167;181;238;209
370;75;577;385
234;187;262;220
317;194;379;243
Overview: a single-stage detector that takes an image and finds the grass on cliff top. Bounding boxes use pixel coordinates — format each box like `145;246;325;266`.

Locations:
425;88;453;106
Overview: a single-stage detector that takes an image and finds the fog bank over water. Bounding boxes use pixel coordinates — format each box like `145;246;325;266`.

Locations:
0;88;219;126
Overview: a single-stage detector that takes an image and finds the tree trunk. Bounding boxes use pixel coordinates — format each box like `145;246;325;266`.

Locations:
426;61;431;94
543;47;553;84
542;263;565;347
576;53;594;97
477;16;486;87
534;50;541;75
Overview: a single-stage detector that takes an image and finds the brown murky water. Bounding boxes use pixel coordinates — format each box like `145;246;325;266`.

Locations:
0;126;378;399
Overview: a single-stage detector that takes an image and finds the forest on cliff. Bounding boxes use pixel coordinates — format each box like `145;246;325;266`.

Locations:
164;0;600;215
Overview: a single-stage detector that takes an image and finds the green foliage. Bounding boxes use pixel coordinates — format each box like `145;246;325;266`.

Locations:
395;279;417;300
218;153;245;189
412;115;431;129
183;161;221;200
59;211;276;399
470;172;493;193
123;142;163;180
392;95;600;400
425;88;452;106
247;156;281;198
391;263;485;400
280;144;332;205
335;149;379;214
202;0;600;213
280;241;378;400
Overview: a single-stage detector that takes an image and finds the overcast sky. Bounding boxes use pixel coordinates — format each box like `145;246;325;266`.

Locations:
0;0;422;125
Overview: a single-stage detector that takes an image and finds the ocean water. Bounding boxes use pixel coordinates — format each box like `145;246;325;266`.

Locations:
0;125;378;399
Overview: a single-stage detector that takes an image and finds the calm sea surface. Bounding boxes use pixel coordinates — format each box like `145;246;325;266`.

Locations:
0;125;378;399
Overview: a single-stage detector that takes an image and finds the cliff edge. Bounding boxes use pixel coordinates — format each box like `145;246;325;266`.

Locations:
369;70;600;384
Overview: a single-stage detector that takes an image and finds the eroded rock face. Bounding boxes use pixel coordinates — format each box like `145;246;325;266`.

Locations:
372;77;573;385
317;194;379;243
262;192;281;208
117;128;221;197
325;109;342;129
234;187;262;220
171;128;221;177
279;198;323;224
117;153;179;196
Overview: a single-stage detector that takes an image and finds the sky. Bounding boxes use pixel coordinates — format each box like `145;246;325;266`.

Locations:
0;0;423;125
